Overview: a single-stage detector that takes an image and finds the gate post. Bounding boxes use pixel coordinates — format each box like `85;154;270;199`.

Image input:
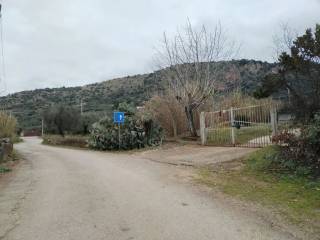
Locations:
270;107;278;137
230;108;235;146
200;112;206;145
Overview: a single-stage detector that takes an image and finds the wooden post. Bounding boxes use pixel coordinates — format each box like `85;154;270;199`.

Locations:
200;112;206;145
270;107;278;137
230;108;235;146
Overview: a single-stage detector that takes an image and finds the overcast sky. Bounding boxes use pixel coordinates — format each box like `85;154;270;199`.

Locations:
0;0;319;95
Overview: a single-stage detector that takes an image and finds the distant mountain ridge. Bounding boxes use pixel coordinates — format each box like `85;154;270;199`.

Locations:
0;59;277;129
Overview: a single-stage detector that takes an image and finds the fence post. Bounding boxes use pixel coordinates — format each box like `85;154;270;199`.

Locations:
230;107;235;146
270;107;278;137
200;112;206;145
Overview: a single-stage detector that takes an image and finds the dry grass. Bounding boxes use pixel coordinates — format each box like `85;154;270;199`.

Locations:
0;111;17;139
42;135;88;148
214;90;275;111
143;95;188;137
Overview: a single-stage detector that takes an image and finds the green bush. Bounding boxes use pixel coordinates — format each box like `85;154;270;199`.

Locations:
270;115;320;178
284;115;320;177
88;116;163;151
42;105;80;136
76;112;101;135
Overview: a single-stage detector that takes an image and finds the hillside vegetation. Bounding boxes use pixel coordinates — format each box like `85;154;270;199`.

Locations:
0;60;276;130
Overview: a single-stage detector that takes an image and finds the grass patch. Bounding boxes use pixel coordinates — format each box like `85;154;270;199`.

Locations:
42;135;88;148
235;125;271;144
0;166;11;173
207;125;271;145
196;146;320;232
207;128;232;145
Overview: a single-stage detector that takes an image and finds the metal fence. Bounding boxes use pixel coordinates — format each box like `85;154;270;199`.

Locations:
200;104;279;147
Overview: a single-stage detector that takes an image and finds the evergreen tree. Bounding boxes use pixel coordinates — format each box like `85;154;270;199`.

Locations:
255;24;320;121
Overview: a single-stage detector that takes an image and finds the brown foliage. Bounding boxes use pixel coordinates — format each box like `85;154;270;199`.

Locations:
144;95;188;137
0;111;17;139
214;90;274;111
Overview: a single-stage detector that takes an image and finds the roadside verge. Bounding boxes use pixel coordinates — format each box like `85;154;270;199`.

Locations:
195;147;320;239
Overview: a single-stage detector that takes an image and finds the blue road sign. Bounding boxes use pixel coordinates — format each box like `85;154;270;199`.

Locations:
113;112;125;123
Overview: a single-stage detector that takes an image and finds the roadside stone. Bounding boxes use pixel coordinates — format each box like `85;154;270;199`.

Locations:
0;139;13;163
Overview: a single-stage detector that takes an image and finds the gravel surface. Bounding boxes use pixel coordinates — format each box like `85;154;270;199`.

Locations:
137;144;256;166
0;137;298;240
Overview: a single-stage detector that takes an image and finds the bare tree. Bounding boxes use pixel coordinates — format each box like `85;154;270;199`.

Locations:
272;22;297;61
156;20;237;136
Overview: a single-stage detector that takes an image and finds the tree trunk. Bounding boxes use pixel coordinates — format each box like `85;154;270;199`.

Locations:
185;106;197;137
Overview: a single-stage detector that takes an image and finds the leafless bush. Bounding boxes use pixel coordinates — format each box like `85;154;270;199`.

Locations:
155;20;238;136
143;95;188;138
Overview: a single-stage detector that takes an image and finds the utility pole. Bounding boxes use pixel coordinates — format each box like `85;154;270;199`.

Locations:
41;118;44;136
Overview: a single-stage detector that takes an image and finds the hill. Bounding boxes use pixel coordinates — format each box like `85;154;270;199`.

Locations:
0;59;277;129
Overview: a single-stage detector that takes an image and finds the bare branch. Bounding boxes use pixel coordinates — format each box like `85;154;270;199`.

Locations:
154;20;237;136
272;22;297;61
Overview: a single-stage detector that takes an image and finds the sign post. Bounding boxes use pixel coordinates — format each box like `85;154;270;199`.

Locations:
118;122;120;150
113;112;125;149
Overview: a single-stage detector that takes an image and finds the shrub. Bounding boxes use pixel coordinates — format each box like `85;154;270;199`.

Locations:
77;112;101;135
89;116;163;151
0;111;17;140
271;130;295;145
142;95;188;137
43;105;81;136
272;115;320;178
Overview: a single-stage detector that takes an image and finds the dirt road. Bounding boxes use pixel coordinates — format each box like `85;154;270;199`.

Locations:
0;137;297;240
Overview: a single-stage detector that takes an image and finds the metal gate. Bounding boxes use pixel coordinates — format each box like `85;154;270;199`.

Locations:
200;105;277;147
